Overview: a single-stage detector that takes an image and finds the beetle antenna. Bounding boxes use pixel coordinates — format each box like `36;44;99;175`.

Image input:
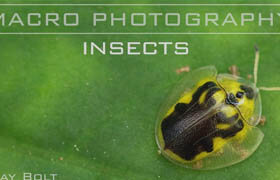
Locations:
253;45;259;86
259;87;280;91
254;46;280;91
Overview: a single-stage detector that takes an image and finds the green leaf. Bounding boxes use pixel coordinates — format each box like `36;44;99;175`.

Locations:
1;1;280;180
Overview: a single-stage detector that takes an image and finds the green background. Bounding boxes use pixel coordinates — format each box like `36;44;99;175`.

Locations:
1;1;280;180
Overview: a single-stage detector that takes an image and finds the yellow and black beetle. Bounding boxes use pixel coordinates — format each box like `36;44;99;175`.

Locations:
155;48;280;170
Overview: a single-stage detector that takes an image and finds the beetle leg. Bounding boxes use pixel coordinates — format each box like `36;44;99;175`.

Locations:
239;149;249;159
192;160;203;169
259;116;266;126
228;65;240;76
231;143;249;159
176;66;190;74
216;148;224;156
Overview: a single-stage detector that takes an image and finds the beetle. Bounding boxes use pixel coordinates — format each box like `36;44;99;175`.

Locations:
155;47;280;170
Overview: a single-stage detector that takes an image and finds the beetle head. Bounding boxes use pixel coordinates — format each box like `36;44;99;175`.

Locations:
217;74;261;126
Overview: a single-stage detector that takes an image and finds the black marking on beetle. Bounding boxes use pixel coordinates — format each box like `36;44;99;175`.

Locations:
192;81;217;103
161;81;244;161
216;112;239;124
217;120;244;138
174;103;190;114
240;85;255;99
200;138;214;152
205;87;221;107
225;93;239;105
161;81;217;145
236;91;244;99
205;87;221;101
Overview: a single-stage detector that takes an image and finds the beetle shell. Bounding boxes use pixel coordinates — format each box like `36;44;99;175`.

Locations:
155;66;264;170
